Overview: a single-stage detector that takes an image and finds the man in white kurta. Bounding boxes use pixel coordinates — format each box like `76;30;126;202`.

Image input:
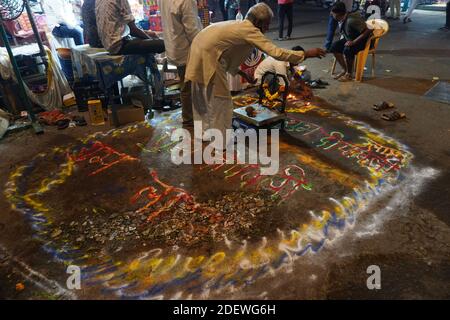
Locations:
42;0;84;45
185;3;326;144
160;0;203;126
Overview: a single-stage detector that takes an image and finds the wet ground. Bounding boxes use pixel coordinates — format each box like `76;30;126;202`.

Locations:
0;5;449;299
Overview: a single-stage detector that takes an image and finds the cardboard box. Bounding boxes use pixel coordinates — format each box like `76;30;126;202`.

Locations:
121;86;153;108
108;105;145;126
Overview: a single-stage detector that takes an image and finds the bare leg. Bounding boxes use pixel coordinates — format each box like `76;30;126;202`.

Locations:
333;53;347;79
338;55;354;81
346;55;355;76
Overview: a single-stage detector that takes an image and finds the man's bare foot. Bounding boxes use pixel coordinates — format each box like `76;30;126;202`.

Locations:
333;71;346;80
338;73;353;82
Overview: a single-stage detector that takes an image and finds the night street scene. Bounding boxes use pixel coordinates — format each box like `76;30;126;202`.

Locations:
0;0;449;307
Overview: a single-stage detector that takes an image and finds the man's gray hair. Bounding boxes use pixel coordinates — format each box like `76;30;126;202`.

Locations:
246;2;274;25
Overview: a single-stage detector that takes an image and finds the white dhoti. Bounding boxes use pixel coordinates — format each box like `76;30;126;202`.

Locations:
191;59;234;143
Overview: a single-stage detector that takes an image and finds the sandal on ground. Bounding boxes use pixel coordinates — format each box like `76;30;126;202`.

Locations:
338;74;353;82
308;81;326;89
72;115;87;126
373;101;395;111
333;72;346;80
38;110;65;125
315;79;329;86
172;101;182;109
56;118;71;130
381;111;406;121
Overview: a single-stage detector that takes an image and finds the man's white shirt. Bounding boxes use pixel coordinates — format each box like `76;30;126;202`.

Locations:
159;0;202;66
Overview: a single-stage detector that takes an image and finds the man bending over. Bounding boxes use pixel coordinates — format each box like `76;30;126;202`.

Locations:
185;3;326;145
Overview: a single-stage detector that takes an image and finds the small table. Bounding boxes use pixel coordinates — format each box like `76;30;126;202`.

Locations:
71;45;160;126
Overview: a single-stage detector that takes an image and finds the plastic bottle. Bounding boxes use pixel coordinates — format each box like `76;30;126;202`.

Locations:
88;100;105;125
236;9;243;21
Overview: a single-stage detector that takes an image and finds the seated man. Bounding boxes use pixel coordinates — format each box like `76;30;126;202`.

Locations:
324;0;354;51
254;46;305;86
42;0;84;45
95;0;165;55
81;0;102;48
329;2;372;81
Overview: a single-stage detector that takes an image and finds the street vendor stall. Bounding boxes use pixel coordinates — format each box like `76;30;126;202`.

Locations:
0;0;48;133
0;0;216;131
0;43;72;110
71;44;159;126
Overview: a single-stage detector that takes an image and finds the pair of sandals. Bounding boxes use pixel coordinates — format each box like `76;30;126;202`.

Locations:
38;112;86;130
373;102;406;121
307;79;329;89
56;116;87;130
38;110;68;125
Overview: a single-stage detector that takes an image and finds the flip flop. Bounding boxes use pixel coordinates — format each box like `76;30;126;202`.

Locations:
72;115;87;126
315;79;329;86
56;118;70;130
333;72;346;80
38;110;61;125
172;101;182;110
338;75;353;82
373;101;395;111
381;111;406;121
40;110;72;126
308;81;326;89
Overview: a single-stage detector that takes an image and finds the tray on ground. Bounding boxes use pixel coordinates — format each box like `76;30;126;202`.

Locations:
233;104;286;127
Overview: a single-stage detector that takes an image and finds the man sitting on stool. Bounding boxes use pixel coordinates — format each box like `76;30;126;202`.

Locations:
95;0;165;55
